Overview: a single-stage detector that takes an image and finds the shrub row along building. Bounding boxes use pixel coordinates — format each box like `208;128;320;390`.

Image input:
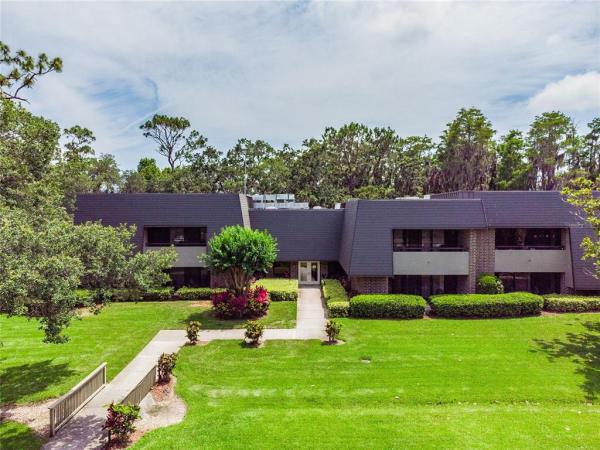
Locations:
75;191;599;296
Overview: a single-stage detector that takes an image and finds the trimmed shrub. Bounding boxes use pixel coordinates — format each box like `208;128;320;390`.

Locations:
176;287;226;300
430;292;543;318
328;301;350;318
74;289;91;304
158;352;178;382
244;320;264;345
186;321;201;344
211;287;270;319
325;319;342;343
349;294;426;319
142;287;174;301
109;289;143;302
322;279;348;305
254;278;298;301
103;402;140;444
476;274;504;294
543;294;600;313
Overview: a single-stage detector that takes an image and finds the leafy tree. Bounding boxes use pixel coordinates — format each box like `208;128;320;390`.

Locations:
437;108;495;192
183;145;224;192
388;136;434;197
583;117;599;181
563;178;599;278
0;99;61;207
203;225;277;295
526;111;577;190
0;41;62;103
140;115;206;170
221;139;292;194
495;130;529;190
0;206;82;343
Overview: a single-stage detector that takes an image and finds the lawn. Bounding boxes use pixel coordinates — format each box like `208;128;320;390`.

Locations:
254;278;298;291
0;301;295;405
133;314;600;449
0;421;44;450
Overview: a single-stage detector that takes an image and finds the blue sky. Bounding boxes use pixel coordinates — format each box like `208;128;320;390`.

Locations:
2;1;599;169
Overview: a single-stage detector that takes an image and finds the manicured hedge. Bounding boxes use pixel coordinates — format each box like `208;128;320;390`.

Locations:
176;287;226;300
429;292;543;318
109;289;143;302
328;301;350;318
142;287;174;301
254;278;298;301
322;279;348;304
543;294;600;313
349;294;426;319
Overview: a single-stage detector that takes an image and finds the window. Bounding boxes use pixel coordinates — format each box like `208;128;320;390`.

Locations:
147;227;170;246
393;230;422;251
170;267;210;288
146;227;207;246
390;275;422;295
272;262;291;278
443;230;460;249
524;229;561;249
496;228;562;249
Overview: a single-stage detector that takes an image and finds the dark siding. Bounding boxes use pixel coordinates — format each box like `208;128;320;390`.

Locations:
339;201;359;274
433;191;586;227
347;199;487;276
570;226;600;291
74;193;246;248
249;209;344;261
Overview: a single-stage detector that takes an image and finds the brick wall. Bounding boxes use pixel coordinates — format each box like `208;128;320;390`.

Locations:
465;229;495;293
351;276;389;294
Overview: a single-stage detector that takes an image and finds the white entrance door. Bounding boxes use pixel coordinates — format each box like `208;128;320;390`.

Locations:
299;261;320;284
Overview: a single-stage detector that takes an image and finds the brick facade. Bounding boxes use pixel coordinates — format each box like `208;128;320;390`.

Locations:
464;229;495;293
351;276;389;294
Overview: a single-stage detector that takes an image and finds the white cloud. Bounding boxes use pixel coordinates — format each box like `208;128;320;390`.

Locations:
527;71;600;113
1;1;599;168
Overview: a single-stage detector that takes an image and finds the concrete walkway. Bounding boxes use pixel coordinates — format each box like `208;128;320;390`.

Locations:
42;287;326;450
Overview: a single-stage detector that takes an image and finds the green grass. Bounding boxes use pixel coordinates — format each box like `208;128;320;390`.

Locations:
0;301;295;405
133;314;600;449
0;421;43;450
254;278;298;292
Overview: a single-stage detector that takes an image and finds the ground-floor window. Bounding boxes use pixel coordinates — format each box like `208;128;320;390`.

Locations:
170;267;210;288
271;262;292;278
496;272;560;295
390;275;461;296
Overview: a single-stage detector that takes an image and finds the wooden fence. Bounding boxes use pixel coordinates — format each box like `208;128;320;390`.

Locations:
122;365;157;406
49;362;107;436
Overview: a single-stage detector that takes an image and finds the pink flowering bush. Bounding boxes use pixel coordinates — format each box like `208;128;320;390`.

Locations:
211;287;270;319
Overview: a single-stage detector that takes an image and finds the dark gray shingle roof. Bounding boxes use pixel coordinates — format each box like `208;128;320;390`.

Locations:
249;209;344;261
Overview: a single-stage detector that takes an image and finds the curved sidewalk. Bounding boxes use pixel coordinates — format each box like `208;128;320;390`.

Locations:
42;287;326;450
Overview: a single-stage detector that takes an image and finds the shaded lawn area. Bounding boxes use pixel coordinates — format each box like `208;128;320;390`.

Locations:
0;421;44;450
0;301;295;405
133;314;600;449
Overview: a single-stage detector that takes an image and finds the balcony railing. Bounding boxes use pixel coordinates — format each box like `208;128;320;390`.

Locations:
145;241;206;247
393;245;467;252
495;245;564;250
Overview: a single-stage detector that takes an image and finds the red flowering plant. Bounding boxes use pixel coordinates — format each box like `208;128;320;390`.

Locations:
211;287;270;319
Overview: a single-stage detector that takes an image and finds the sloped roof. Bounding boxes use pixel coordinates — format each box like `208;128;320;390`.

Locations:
75;193;248;248
249;209;343;261
432;191;586;227
341;199;487;276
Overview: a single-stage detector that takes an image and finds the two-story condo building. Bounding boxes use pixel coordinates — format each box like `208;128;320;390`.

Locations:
74;191;599;296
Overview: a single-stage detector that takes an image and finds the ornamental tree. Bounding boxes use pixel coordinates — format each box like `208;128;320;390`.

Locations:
203;225;277;295
563;178;599;278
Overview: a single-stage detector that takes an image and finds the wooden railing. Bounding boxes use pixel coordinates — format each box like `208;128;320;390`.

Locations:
122;365;157;406
49;362;107;436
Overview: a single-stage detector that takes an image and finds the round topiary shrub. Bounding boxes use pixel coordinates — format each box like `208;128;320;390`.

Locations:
476;273;504;294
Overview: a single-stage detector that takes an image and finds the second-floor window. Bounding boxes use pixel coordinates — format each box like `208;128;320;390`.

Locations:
393;230;422;251
146;227;207;246
495;228;562;249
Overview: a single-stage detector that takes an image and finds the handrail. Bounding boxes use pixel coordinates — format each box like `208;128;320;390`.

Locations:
122;365;157;406
49;362;107;436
